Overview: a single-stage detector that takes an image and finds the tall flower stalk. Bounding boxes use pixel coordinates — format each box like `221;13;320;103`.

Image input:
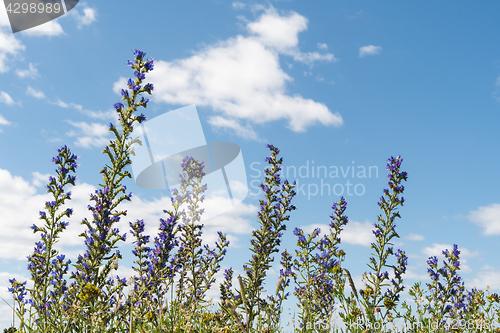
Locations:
7;146;78;332
61;49;154;331
221;144;297;332
126;156;229;331
173;157;230;316
141;207;180;325
356;155;408;327
405;244;469;331
287;197;349;332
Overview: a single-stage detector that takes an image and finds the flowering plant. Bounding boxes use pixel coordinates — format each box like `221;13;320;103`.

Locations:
3;49;500;333
283;196;348;332
219;144;297;333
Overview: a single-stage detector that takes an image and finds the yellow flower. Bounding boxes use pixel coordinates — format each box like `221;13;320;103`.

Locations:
384;297;396;310
78;283;101;302
351;307;362;318
487;293;500;303
360;286;373;296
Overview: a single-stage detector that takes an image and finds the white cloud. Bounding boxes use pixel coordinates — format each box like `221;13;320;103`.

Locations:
232;2;246;10
82;109;117;120
0;114;11;126
16;63;39;78
31;171;50;187
402;269;429;281
247;8;307;52
20;19;64;37
0;163;257;262
120;190;256;250
0;169;106;261
113;76;128;95
0;1;64;74
142;7;342;139
0;3;62;74
0;164;257;327
65;120;110;148
466;267;500;290
71;5;97;29
467;203;500;236
0;91;14;105
208;115;261;141
291;51;335;64
359;45;382;58
301;220;375;247
341;220;376;246
40;128;63;143
0;270;33;329
315;75;334;84
247;7;336;65
0;168;54;260
26;86;45;99
53;98;117;121
317;42;328;50
53;99;83;111
0;30;25;72
407;233;424;241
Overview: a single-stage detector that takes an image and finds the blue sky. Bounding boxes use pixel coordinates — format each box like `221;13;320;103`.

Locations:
0;0;500;329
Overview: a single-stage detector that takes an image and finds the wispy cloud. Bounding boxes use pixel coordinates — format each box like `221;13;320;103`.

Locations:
301;220;375;247
70;4;97;29
467;266;500;290
31;171;51;187
0;114;11;127
407;233;424;241
467;203;500;236
0;3;61;74
208;115;262;141
26;86;45;99
52;98;117;121
317;42;328;50
65;120;110;148
402;269;429;281
232;2;246;10
0;91;14;105
52;99;83;111
315;75;334;84
0;30;25;73
359;45;382;58
82;109;117;120
40;128;63;143
16;62;39;78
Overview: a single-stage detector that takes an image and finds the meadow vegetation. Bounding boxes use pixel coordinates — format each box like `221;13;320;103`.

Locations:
3;50;500;333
